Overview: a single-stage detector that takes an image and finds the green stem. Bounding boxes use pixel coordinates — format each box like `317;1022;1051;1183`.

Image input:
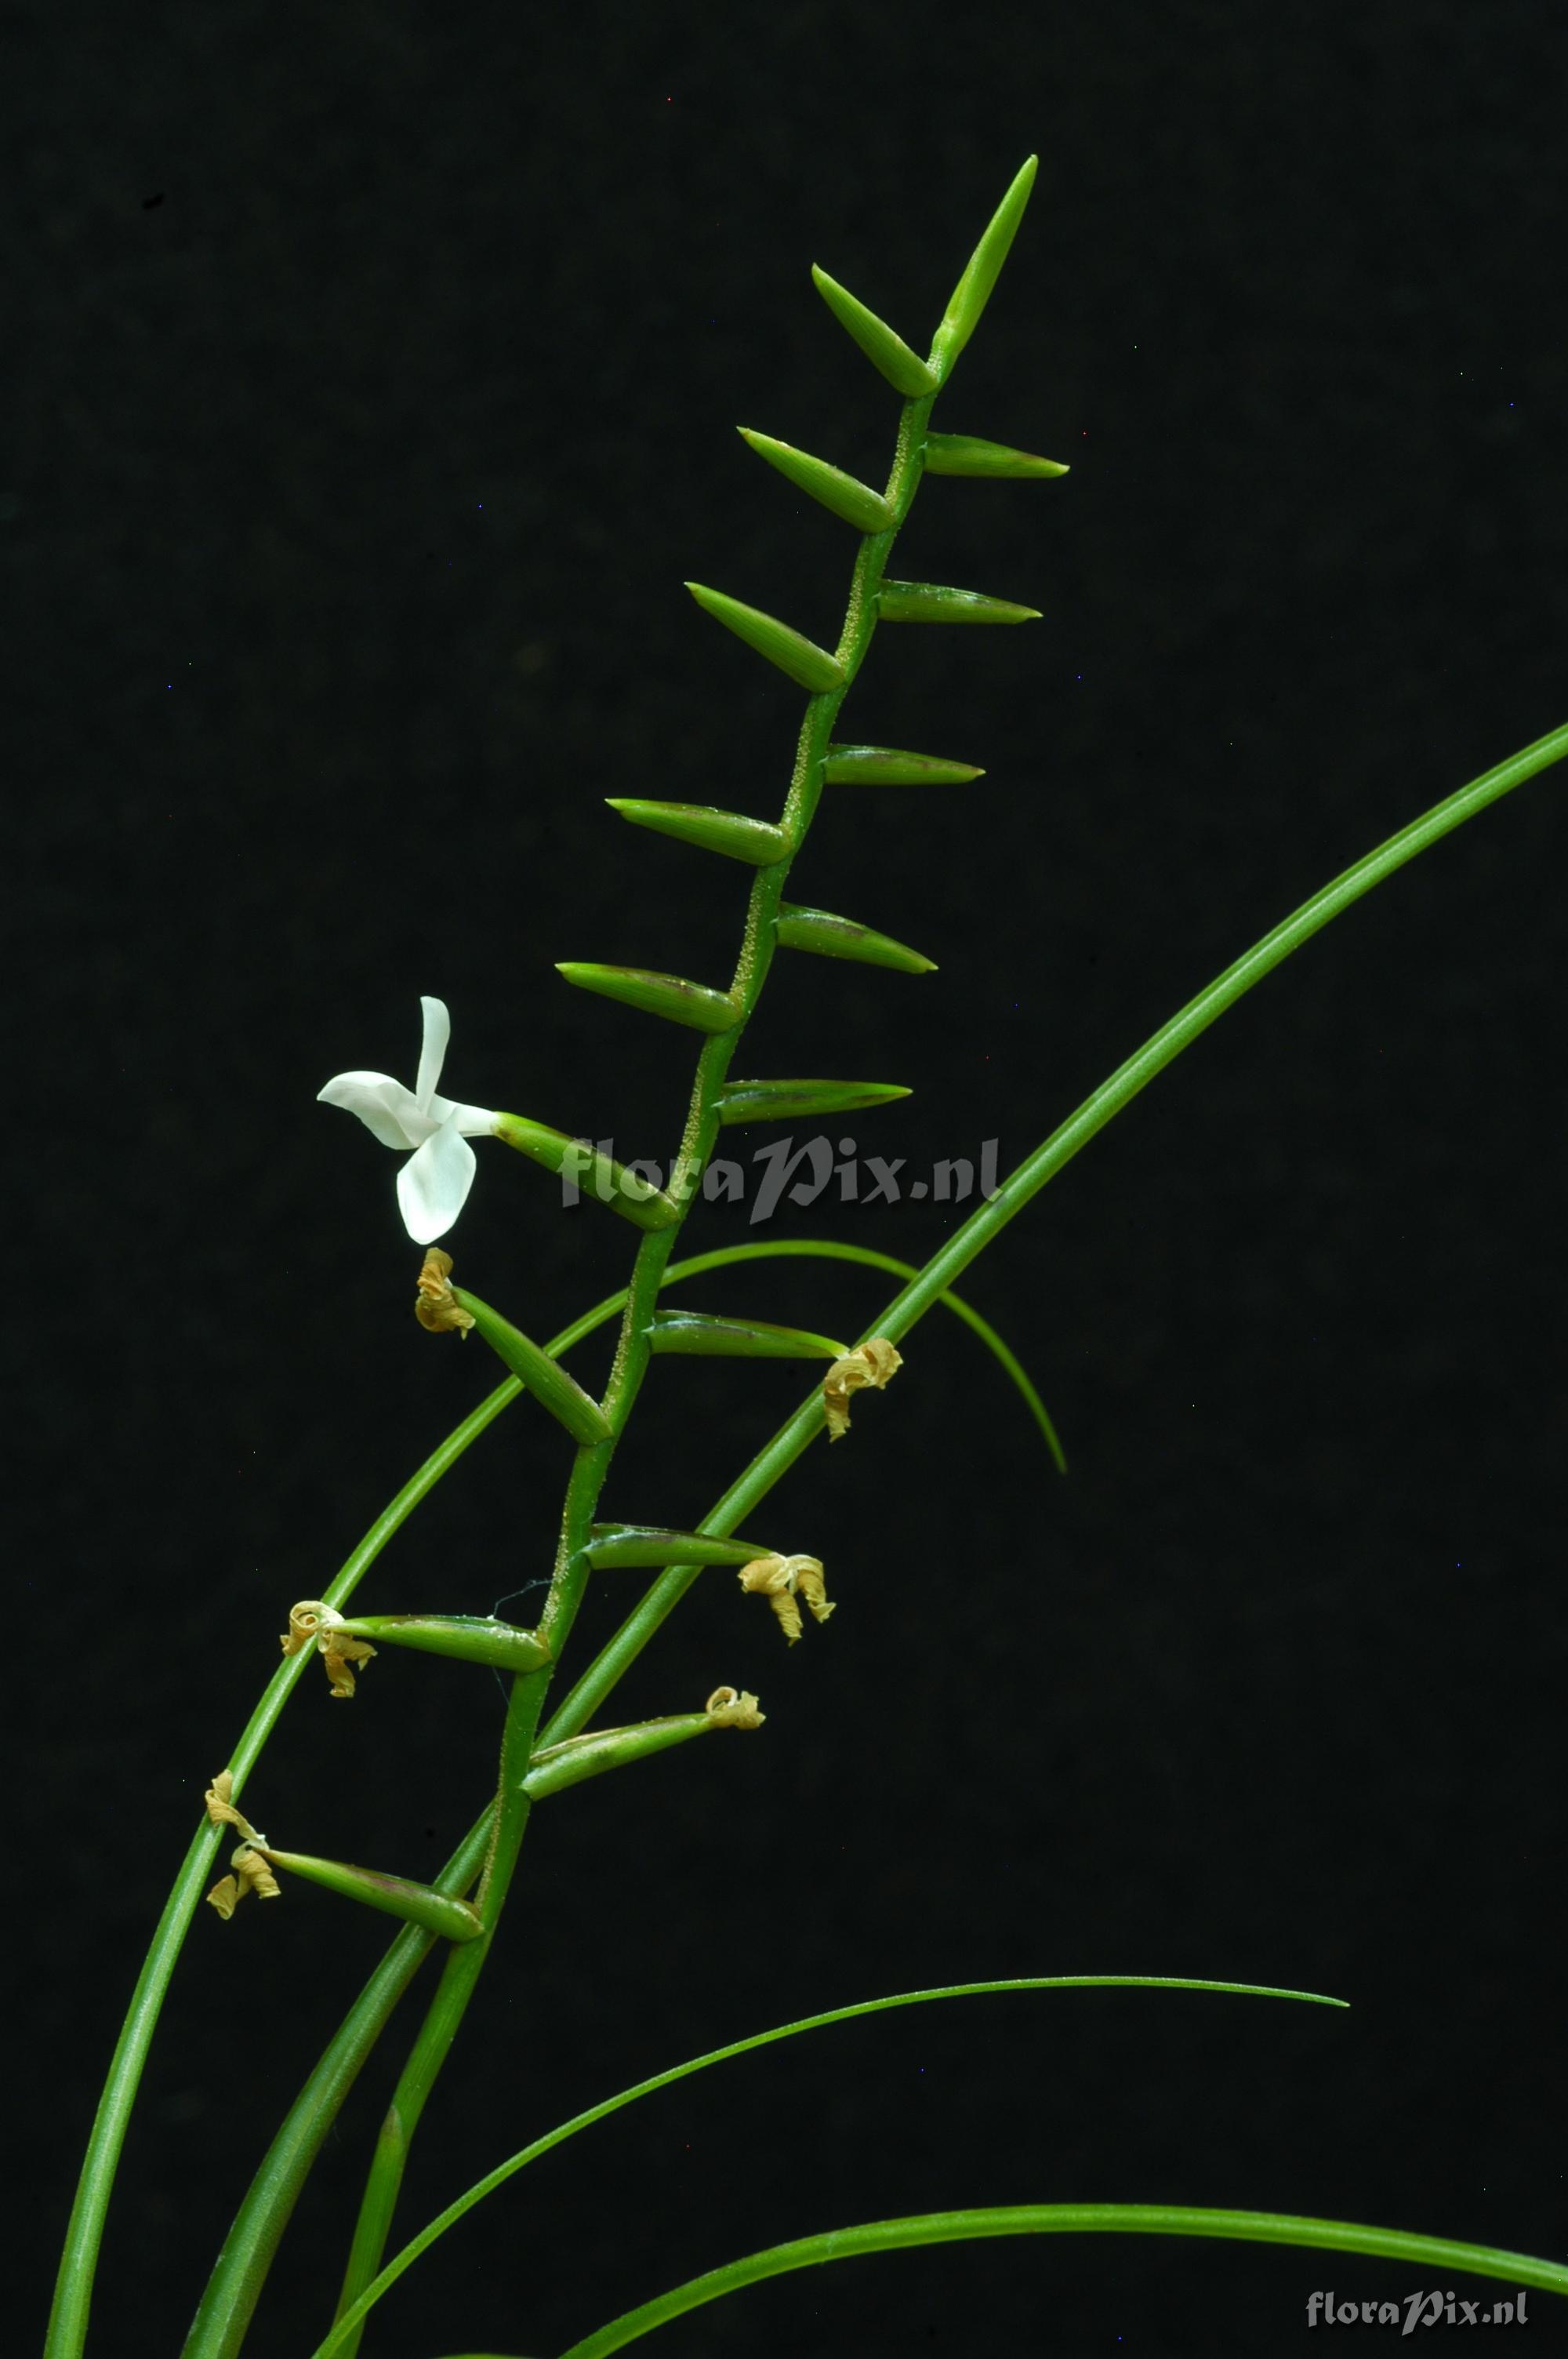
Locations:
324;367;946;2354
539;716;1568;1746
557;2207;1567;2356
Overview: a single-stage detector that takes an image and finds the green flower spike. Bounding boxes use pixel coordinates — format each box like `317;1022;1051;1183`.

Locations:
604;800;792;867
809;264;938;397
928;153;1039;381
924;431;1069;480
717;1078;913;1127
737;429;895;534
822;743;986;785
555;962;742;1034
684;581;846;693
648;1308;848;1361
877;580;1042;625
775;903;937;975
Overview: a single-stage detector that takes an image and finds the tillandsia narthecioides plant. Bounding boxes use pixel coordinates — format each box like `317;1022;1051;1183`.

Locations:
45;155;1568;2359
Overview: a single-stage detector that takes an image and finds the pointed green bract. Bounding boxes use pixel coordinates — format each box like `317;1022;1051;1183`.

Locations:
930;154;1038;380
776;903;936;975
925;431;1069;479
822;743;986;786
524;1711;731;1804
649;1308;848;1360
809;264;938;396
586;1525;775;1568
879;580;1041;624
555;962;741;1034
258;1850;483;1944
451;1287;612;1447
684;581;845;693
717;1078;912;1126
606;798;791;867
492;1112;680;1230
335;1614;552;1674
738;428;895;533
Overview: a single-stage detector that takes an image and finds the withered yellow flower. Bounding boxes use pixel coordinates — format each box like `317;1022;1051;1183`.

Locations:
704;1685;767;1729
414;1244;475;1336
204;1769;263;1844
737;1553;833;1645
205;1841;281;1920
280;1599;377;1699
822;1335;903;1441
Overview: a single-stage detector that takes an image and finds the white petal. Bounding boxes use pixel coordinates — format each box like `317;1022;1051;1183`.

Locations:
426;1091;500;1137
416;996;451;1114
397;1115;477;1242
318;1071;434;1151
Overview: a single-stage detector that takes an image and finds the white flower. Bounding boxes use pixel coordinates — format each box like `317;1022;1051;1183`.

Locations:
318;996;498;1243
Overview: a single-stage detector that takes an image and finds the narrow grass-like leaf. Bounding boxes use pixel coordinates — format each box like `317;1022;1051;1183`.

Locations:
334;1615;551;1674
306;1977;1348;2359
524;1710;732;1803
717;1078;912;1126
605;798;791;866
878;579;1041;624
684;581;845;692
738;428;895;533
822;743;985;785
586;1525;775;1568
560;2209;1566;2355
492;1113;680;1230
809;264;938;396
925;431;1069;479
649;1308;847;1360
929;154;1039;381
776;903;936;975
452;1289;612;1447
554;963;741;1034
256;1850;483;1945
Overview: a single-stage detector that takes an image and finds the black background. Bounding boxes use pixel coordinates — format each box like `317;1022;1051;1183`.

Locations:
17;5;1566;2356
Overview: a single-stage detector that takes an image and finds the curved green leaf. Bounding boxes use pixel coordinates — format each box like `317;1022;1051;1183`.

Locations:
524;1709;739;1802
559;2208;1565;2355
307;1976;1346;2358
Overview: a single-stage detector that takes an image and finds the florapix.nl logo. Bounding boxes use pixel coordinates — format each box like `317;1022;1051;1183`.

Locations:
558;1136;1002;1225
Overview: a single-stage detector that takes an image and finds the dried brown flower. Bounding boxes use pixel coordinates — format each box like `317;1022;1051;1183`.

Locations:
822;1336;903;1440
737;1553;833;1645
415;1245;474;1336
